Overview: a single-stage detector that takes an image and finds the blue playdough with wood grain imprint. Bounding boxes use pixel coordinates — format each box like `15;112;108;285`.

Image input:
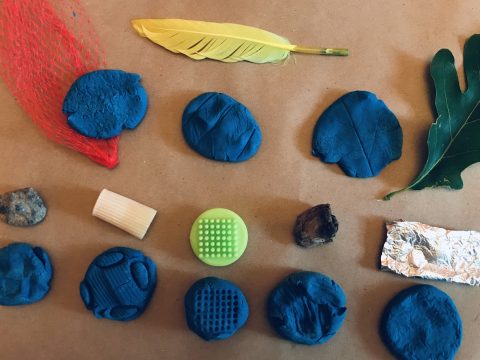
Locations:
0;242;53;305
182;92;262;162
267;271;347;345
312;91;403;178
184;277;249;341
381;284;462;360
79;247;157;321
63;69;148;139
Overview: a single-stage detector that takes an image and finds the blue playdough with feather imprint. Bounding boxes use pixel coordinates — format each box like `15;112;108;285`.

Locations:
0;243;53;305
312;91;403;178
63;70;148;139
79;247;157;321
182;92;262;162
381;284;462;360
267;271;347;345
184;277;249;341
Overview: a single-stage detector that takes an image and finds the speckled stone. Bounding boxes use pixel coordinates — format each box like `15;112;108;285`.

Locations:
0;188;47;226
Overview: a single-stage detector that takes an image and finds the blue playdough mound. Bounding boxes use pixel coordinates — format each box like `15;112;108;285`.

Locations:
182;92;262;162
312;91;403;178
63;69;148;139
267;271;347;345
381;284;462;360
184;277;249;341
80;247;157;321
0;243;53;305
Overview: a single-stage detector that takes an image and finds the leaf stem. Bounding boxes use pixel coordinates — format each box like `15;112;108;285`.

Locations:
293;46;349;56
383;187;409;201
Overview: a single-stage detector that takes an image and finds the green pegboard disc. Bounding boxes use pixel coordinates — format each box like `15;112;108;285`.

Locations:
190;208;248;266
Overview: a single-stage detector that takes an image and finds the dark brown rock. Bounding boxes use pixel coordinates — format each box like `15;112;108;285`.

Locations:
0;188;47;226
293;204;338;248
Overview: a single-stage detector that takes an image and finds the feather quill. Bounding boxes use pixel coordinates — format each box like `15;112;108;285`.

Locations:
131;19;348;64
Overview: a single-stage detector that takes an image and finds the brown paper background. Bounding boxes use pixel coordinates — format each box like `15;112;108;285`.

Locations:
1;0;480;359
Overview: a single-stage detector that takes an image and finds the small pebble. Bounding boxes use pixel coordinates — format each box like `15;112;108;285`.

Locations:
0;188;47;227
293;204;338;248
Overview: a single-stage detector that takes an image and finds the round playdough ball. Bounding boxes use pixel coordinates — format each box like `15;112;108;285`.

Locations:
63;69;148;139
312;91;403;178
0;243;53;305
182;92;262;162
381;284;462;360
267;271;347;345
80;247;157;321
184;277;249;341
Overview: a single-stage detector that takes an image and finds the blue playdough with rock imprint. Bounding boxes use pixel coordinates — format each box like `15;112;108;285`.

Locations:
63;69;148;139
0;243;53;305
312;91;403;178
381;284;462;360
184;277;249;341
182;92;262;162
267;271;347;345
80;247;157;321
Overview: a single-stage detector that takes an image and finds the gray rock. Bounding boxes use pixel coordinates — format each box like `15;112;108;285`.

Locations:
0;188;47;226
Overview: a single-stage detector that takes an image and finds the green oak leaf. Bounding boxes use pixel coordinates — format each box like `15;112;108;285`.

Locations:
385;34;480;200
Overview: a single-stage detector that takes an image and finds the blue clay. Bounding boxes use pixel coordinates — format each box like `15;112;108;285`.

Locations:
184;277;249;341
267;271;347;345
381;284;462;360
182;92;262;162
63;69;148;139
0;243;53;305
312;91;403;178
79;247;157;321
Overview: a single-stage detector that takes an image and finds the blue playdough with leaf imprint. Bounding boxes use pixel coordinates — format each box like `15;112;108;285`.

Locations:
267;271;347;345
63;69;148;139
80;247;157;321
312;91;403;178
0;243;53;305
182;92;262;162
184;277;249;341
381;284;462;360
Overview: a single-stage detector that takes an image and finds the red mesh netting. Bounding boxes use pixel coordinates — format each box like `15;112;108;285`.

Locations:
0;0;119;168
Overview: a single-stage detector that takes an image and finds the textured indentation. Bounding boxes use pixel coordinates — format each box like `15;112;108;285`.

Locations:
0;243;53;305
185;277;249;341
79;247;157;321
182;92;262;162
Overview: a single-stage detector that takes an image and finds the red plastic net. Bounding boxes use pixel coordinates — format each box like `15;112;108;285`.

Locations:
0;0;118;168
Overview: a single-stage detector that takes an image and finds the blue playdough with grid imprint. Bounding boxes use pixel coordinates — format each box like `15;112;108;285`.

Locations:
79;247;157;321
184;277;249;341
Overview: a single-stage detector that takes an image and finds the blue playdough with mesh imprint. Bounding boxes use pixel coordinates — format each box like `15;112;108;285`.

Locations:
0;242;53;305
182;92;262;162
63;69;148;139
381;284;462;360
184;277;249;341
79;247;157;321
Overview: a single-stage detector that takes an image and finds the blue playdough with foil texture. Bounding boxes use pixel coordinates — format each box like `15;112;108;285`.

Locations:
267;271;347;345
184;277;249;341
0;243;53;305
312;91;402;178
381;284;462;360
80;247;157;321
63;69;148;139
182;92;262;162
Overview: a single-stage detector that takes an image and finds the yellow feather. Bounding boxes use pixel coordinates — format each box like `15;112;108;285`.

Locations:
132;19;348;64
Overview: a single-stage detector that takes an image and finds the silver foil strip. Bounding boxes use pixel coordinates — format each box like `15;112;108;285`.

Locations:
381;221;480;286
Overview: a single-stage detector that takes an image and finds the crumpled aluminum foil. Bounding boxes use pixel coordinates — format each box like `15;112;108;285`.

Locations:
381;221;480;286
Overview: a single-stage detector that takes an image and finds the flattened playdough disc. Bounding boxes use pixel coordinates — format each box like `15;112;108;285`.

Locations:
184;277;249;341
381;284;462;360
267;271;347;345
182;92;262;162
